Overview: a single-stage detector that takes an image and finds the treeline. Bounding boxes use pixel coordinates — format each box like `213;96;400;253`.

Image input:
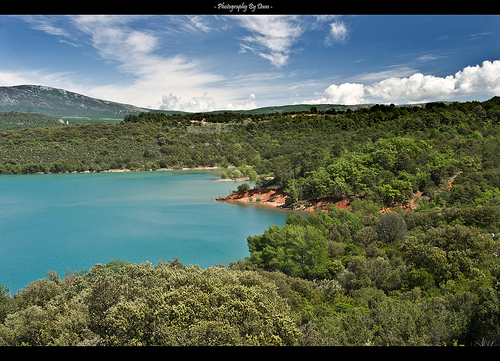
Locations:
0;122;253;174
244;97;500;209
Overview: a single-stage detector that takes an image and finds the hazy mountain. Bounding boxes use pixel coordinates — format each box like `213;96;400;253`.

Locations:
0;85;156;121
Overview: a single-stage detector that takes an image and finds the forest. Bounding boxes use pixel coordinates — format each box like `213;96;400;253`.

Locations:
1;97;500;345
0;111;64;131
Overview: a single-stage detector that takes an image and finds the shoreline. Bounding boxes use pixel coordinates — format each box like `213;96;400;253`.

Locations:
216;188;419;213
216;188;352;213
101;166;223;173
18;165;226;176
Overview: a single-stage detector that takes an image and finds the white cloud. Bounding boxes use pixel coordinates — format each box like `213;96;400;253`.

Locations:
235;15;303;68
225;93;257;110
14;15;77;45
310;83;365;105
159;93;258;112
159;93;181;110
454;60;500;96
368;73;456;103
159;92;217;112
327;20;348;44
312;15;349;46
65;16;227;108
308;59;500;105
0;68;82;91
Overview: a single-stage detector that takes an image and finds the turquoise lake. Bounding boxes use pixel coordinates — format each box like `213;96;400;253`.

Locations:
0;170;294;293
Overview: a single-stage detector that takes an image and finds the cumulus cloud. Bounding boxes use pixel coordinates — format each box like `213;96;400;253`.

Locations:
309;59;500;105
454;60;500;95
159;93;217;112
368;73;457;103
235;15;303;68
225;94;257;110
316;83;365;105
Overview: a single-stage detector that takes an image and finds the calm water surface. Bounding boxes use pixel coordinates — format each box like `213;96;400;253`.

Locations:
0;170;294;293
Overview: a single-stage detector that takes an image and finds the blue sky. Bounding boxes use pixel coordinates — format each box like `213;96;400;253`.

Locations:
0;14;499;111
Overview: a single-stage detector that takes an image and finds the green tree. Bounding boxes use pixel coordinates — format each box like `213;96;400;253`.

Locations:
0;285;16;322
401;225;497;285
376;212;408;244
236;182;251;193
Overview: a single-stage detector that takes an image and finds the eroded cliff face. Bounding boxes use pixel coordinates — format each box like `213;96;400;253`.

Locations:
216;188;353;213
217;188;289;207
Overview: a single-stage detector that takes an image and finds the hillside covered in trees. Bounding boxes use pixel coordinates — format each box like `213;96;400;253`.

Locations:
1;97;500;345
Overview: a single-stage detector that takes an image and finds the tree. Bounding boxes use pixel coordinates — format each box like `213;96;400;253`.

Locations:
376;212;407;244
279;224;332;279
248;217;335;280
236;183;251;193
401;225;497;285
247;224;286;271
0;285;16;322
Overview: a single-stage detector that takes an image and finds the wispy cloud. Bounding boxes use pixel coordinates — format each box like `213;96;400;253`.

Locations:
185;15;214;33
353;66;419;83
8;15;250;111
312;15;349;46
13;15;78;46
235;15;303;68
326;20;349;45
67;15;229;111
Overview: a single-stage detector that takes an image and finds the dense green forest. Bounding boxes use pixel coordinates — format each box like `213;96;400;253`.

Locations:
1;97;500;345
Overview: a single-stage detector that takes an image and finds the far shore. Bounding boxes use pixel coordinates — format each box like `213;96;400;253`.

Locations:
28;165;227;175
26;166;259;182
102;167;252;182
101;166;223;173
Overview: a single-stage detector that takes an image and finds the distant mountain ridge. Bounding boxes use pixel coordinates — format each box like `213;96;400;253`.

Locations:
0;85;156;121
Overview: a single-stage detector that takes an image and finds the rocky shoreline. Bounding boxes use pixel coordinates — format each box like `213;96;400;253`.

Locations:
216;187;425;213
216;188;353;213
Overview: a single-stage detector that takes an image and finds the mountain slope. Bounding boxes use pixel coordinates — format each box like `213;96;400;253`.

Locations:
0;85;155;121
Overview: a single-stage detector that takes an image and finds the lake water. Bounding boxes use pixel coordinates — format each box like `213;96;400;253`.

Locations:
0;170;294;293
